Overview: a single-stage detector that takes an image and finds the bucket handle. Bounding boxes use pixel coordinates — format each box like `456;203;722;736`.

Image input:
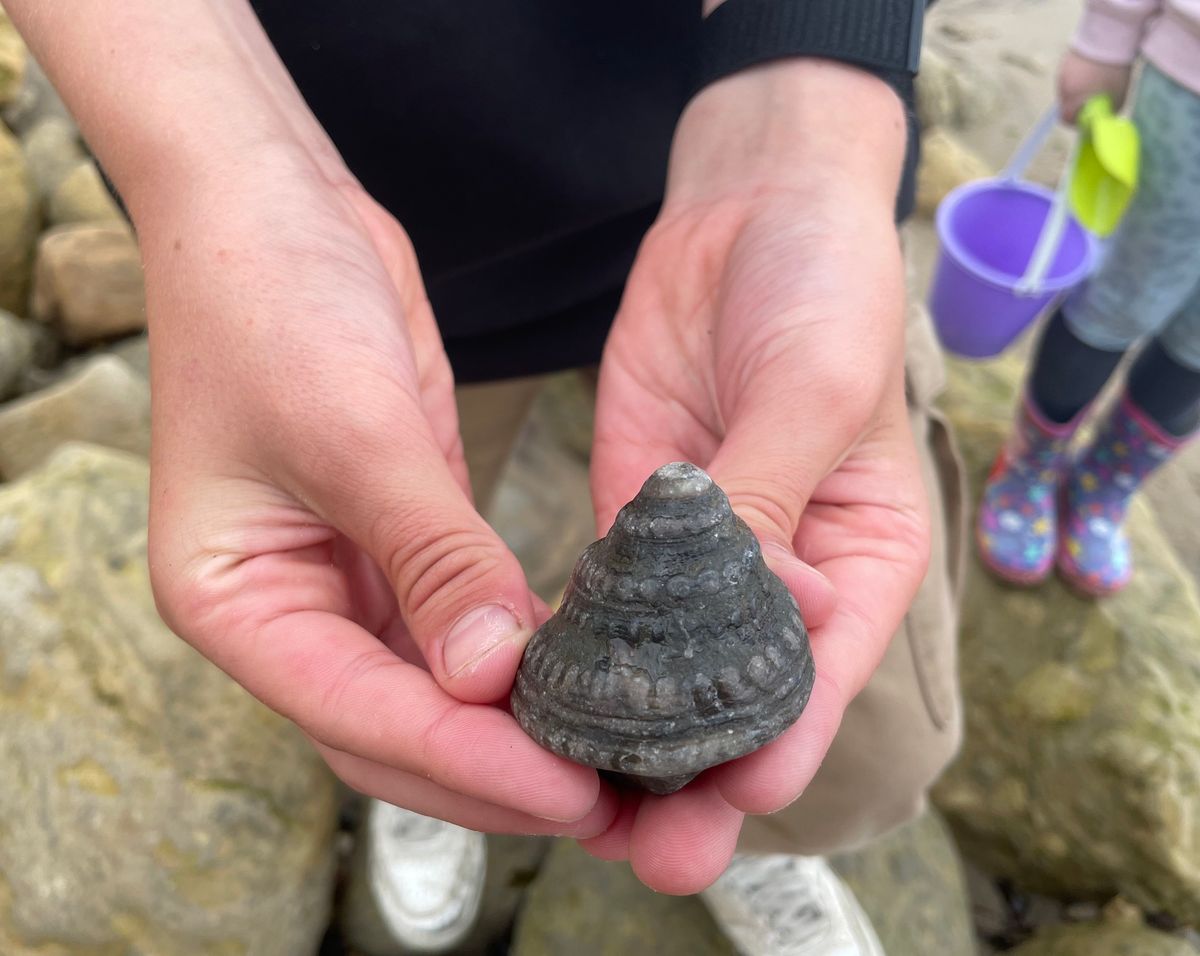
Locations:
999;105;1085;297
1015;132;1081;295
1001;106;1060;183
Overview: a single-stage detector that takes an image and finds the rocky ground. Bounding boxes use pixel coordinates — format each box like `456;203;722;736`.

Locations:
2;0;1199;954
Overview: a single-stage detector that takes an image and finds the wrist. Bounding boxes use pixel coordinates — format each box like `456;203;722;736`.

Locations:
667;58;906;213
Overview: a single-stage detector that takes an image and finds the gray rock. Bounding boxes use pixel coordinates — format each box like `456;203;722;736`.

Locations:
32;222;145;345
932;355;1200;925
964;862;1012;944
535;370;595;462
3;58;73;137
0;443;338;955
20;116;85;200
1008;921;1193;956
1144;441;1200;589
915;127;991;218
0;310;36;399
916;48;961;129
0;122;38;315
461;836;551;955
829;811;977;956
511;840;735;956
106;331;150;378
0;354;149;478
490;397;595;603
916;47;996;130
0;8;27;109
48;160;125;226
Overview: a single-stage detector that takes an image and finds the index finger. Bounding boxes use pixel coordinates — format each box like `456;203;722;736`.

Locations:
234;606;603;823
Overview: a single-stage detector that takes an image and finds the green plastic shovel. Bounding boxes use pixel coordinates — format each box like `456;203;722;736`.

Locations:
1070;93;1139;237
1016;94;1140;294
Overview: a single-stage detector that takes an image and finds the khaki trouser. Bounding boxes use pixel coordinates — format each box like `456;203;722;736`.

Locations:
455;297;967;857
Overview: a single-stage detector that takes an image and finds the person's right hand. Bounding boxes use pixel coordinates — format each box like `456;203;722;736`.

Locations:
1057;50;1132;123
142;150;617;837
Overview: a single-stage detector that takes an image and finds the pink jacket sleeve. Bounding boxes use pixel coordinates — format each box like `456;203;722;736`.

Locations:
1072;0;1163;64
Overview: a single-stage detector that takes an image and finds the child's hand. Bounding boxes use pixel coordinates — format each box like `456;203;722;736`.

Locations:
1058;50;1132;123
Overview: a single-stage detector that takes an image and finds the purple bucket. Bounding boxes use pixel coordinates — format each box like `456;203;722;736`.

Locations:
930;179;1098;358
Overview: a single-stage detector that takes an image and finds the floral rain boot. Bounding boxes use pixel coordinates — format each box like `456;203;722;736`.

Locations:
977;392;1083;585
1058;394;1193;596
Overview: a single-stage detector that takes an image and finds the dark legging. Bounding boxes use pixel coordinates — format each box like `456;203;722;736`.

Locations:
1031;309;1200;437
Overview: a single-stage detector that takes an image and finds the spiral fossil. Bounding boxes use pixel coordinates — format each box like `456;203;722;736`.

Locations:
511;462;815;794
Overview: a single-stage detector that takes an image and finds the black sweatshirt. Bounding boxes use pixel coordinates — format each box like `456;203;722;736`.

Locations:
251;2;918;382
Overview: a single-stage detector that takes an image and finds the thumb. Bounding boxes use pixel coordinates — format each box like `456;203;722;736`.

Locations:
299;425;537;705
704;398;861;628
708;450;838;628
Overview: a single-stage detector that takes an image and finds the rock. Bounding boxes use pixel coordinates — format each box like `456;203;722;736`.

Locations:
0;8;27;108
1144;442;1200;589
32;222;145;345
3;58;72;136
0;355;150;477
20;116;85;200
916;47;995;130
932;354;1200;925
1008;922;1193;956
915;127;991;218
491;394;595;603
829;811;976;956
0;123;38;314
107;331;150;379
460;836;552;955
916;48;961;129
536;370;595;462
0;310;36;399
0;443;338;955
48;160;125;225
964;862;1013;946
511;840;735;956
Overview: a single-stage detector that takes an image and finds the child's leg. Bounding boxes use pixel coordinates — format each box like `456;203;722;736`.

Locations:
1028;308;1124;424
979;64;1200;585
1058;299;1200;596
1150;289;1200;436
1060;64;1200;360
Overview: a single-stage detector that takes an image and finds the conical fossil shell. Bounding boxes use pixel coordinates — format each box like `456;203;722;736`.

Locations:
511;462;815;794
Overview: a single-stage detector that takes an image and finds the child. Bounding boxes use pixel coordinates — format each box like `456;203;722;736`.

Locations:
978;0;1200;595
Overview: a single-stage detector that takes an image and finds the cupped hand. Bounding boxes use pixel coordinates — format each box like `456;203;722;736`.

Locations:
141;151;616;837
1058;50;1132;123
582;61;931;894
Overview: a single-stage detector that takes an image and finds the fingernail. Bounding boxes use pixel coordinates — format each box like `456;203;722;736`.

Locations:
444;604;527;677
763;543;835;593
762;542;805;570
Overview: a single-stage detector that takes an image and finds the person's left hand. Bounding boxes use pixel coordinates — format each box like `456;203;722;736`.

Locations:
583;59;932;894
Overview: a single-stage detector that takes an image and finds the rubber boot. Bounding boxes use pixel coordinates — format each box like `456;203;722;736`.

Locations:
977;391;1085;585
1058;392;1194;596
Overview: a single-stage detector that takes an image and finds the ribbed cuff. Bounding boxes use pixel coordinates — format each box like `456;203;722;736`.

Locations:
696;0;923;97
1071;6;1147;65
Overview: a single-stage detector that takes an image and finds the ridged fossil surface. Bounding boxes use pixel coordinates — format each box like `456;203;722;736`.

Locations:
511;462;815;794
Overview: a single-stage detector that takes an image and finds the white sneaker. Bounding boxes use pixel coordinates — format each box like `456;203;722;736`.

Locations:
362;800;487;953
701;855;886;956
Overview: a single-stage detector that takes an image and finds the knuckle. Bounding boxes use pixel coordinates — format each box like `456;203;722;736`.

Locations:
414;700;467;777
725;483;798;542
147;535;217;640
312;646;400;744
379;509;511;625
